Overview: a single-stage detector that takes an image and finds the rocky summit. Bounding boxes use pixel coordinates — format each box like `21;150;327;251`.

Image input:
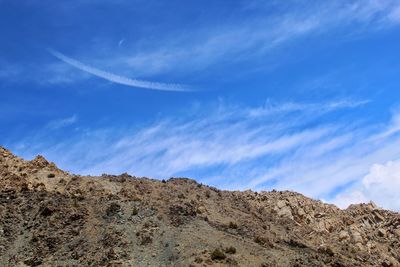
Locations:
0;146;399;267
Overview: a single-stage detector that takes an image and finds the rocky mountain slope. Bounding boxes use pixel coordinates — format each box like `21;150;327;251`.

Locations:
0;146;399;266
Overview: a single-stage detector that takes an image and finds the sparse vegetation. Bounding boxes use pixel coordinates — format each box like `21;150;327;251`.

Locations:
132;207;138;216
140;234;152;245
254;236;270;246
225;246;236;254
229;221;238;229
210;248;226;260
105;203;121;218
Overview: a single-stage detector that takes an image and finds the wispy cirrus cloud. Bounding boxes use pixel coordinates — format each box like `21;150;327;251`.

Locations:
0;58;89;86
10;98;400;210
0;61;23;81
46;114;78;130
48;49;190;92
247;99;370;117
110;0;400;77
4;1;400;85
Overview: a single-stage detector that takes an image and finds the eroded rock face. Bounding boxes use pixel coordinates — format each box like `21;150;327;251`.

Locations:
275;200;294;220
350;229;363;244
339;230;349;241
0;146;400;267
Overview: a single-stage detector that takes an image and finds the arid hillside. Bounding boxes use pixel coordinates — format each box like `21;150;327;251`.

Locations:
0;146;399;267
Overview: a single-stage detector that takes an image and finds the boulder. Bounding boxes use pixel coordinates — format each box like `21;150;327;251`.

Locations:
350;230;363;244
378;228;386;237
339;230;349;242
277;206;293;220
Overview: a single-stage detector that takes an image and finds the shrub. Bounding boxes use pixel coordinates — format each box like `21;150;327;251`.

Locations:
132;207;139;216
40;206;54;217
228;222;238;229
254;236;273;248
105;203;121;217
47;173;55;178
210;249;226;260
254;236;265;244
225;246;236;254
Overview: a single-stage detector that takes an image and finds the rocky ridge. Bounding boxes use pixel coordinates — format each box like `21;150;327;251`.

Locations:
0;146;399;266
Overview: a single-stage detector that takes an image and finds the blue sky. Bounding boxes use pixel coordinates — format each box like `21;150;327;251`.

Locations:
1;0;400;210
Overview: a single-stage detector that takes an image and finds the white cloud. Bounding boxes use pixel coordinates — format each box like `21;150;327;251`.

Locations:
333;160;400;211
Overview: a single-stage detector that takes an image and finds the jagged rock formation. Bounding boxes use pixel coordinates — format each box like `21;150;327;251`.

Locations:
0;146;399;266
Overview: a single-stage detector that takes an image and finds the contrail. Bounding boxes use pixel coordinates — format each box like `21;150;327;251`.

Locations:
48;49;190;92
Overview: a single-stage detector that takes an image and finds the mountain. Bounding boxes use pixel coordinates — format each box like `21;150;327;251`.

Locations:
0;146;399;267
